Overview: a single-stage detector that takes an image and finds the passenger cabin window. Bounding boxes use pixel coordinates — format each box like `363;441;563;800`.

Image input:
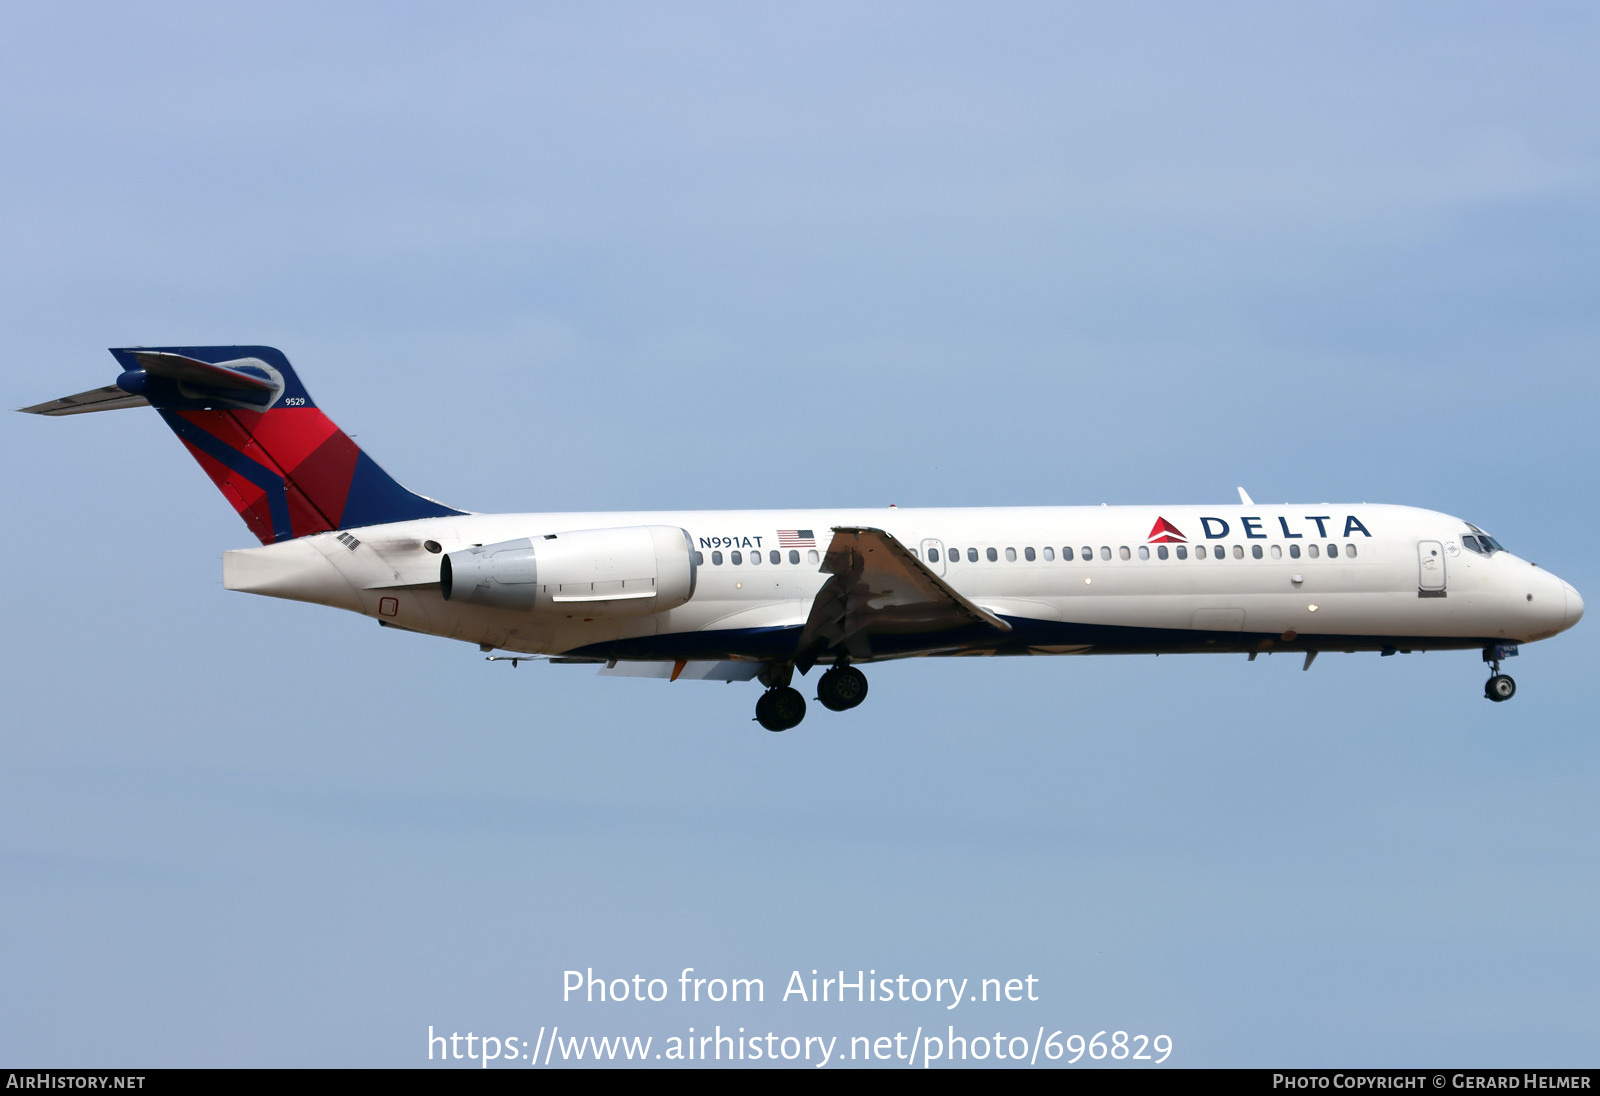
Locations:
712;551;723;565
1326;544;1338;558
789;549;800;564
1251;545;1263;559
1345;544;1357;558
750;550;761;565
987;547;998;562
1176;545;1187;559
1232;545;1244;559
1289;544;1301;559
694;551;704;565
1024;547;1035;561
1270;545;1282;559
1043;547;1055;561
1118;546;1131;560
731;550;742;565
770;550;780;564
968;548;979;563
1137;546;1149;560
1157;545;1168;560
1083;547;1094;561
807;549;820;564
1006;547;1018;562
1307;544;1320;559
928;547;940;562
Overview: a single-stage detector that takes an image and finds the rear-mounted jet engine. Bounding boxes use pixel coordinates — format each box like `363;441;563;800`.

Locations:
441;525;696;617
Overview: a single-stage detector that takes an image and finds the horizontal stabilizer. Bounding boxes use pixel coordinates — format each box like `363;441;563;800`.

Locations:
128;351;280;396
19;385;150;416
20;350;278;417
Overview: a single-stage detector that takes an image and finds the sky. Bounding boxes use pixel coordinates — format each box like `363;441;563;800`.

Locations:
2;1;1597;1069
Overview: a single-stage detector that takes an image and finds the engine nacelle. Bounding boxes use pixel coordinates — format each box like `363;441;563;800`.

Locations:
440;525;697;616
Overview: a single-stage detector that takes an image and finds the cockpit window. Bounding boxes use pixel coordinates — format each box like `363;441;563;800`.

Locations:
1464;525;1506;555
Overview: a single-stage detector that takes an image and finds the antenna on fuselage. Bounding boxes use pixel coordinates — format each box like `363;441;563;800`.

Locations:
1237;486;1255;505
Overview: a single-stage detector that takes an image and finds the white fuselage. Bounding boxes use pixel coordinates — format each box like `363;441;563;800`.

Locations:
221;502;1583;664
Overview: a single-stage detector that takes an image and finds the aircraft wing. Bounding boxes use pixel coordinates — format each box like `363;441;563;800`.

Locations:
795;526;1011;669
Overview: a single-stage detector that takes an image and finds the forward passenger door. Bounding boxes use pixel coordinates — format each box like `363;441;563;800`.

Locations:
1417;540;1446;595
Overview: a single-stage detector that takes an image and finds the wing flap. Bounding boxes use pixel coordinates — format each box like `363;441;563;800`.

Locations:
597;660;763;682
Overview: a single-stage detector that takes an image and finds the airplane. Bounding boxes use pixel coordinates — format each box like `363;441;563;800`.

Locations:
22;345;1585;731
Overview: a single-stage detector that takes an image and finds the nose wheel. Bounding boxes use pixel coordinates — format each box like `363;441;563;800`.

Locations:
1482;646;1519;703
1485;674;1516;702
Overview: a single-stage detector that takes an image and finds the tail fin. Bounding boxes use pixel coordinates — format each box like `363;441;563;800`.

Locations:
21;345;462;544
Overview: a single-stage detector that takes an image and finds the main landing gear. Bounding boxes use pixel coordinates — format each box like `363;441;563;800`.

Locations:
1483;644;1518;703
754;687;807;732
752;662;870;731
817;665;869;712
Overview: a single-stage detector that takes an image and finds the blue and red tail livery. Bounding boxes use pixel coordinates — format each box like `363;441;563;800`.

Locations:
35;346;461;543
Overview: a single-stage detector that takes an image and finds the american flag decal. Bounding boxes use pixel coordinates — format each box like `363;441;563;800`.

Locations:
777;529;816;549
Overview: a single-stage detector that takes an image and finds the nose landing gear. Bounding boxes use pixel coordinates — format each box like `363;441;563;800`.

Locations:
1483;645;1518;703
1485;674;1516;702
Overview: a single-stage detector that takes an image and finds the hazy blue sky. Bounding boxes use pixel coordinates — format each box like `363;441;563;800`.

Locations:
3;1;1597;1068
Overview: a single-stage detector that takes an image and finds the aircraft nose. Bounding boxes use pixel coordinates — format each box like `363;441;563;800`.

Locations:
1565;583;1585;630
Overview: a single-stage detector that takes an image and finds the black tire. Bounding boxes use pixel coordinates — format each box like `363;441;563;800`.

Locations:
767;686;807;729
817;666;869;712
756;687;806;731
1486;674;1516;703
755;688;780;729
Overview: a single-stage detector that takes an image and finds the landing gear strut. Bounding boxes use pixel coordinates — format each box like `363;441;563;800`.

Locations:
1483;645;1517;703
817;664;869;712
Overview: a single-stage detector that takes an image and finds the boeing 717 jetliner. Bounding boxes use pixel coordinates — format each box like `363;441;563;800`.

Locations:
23;347;1584;730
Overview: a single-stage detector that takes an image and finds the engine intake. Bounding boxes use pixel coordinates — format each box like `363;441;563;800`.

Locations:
441;525;696;616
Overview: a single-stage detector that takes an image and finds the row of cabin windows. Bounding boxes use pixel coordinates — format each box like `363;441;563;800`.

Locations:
695;548;822;567
691;543;1360;568
923;543;1358;562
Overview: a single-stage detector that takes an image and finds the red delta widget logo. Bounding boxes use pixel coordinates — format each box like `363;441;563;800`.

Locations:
1146;515;1373;542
